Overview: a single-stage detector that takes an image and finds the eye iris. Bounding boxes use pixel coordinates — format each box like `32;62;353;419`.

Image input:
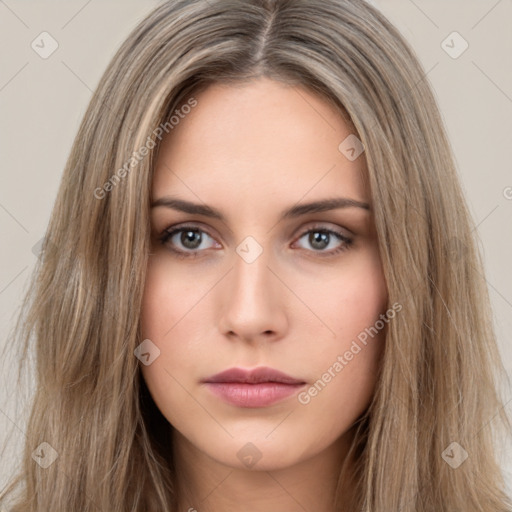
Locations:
310;231;329;250
181;229;202;249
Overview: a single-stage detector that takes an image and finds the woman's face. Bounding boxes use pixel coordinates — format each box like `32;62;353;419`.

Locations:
140;77;388;471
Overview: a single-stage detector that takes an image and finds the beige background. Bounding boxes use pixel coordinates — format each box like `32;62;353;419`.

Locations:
0;0;511;496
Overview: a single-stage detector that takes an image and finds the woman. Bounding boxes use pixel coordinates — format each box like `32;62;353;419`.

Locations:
1;0;510;510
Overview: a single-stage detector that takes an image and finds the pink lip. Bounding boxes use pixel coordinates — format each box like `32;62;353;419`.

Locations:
202;366;306;408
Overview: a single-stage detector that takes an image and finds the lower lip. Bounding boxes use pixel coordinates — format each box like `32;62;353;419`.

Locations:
204;382;305;407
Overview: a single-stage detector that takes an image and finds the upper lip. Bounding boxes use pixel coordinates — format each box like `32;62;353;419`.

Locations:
202;366;305;385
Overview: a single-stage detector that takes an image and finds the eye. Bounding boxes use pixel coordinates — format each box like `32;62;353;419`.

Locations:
158;223;353;259
158;225;218;258
293;225;353;257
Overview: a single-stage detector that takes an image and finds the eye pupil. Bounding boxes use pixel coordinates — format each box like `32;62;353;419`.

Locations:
310;231;329;250
182;230;202;249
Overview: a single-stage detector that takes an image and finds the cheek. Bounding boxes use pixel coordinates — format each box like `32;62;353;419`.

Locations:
139;266;188;430
301;246;388;405
341;256;387;337
315;245;388;343
140;256;171;340
139;241;388;432
140;253;207;343
139;254;215;422
139;256;189;410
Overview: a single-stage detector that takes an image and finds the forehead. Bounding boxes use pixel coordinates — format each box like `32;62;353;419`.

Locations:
152;78;369;212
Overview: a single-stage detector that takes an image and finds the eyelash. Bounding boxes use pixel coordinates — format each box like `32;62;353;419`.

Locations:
158;224;353;259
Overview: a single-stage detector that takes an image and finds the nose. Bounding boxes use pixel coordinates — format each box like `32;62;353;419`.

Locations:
217;246;288;344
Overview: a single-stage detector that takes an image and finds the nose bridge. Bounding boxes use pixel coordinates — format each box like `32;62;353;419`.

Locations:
231;239;272;309
218;238;286;340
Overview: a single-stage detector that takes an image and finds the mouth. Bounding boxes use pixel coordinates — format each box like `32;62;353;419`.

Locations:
201;366;306;408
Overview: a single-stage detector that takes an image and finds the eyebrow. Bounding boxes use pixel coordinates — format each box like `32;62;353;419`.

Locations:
150;196;370;222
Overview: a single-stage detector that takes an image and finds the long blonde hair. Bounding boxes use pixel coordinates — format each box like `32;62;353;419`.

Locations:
1;0;511;510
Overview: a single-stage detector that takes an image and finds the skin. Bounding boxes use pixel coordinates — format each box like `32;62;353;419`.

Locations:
140;77;388;512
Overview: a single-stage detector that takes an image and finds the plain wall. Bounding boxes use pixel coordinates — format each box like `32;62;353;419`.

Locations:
1;0;510;498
